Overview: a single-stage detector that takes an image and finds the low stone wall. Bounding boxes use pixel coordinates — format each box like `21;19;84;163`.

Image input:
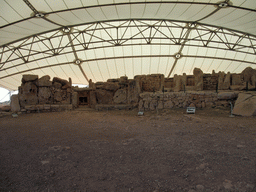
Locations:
20;104;73;113
138;91;239;111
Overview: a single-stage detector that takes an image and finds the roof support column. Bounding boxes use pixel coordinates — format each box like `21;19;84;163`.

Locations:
67;31;89;83
167;23;196;78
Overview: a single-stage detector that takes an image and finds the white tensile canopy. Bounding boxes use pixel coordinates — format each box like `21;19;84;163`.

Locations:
0;0;256;90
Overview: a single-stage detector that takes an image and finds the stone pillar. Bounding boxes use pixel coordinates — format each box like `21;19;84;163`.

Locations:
11;94;20;112
193;68;203;91
72;92;78;108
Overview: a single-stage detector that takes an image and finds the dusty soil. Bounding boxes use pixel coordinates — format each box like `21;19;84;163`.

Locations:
0;107;255;192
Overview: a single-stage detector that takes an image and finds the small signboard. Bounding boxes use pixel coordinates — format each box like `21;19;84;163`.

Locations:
186;107;196;114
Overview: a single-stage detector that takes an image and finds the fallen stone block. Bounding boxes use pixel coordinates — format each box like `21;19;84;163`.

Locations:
233;93;256;116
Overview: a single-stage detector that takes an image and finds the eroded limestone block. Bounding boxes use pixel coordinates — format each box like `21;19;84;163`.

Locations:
222;72;231;90
149;100;157;110
113;89;127;104
173;75;182;92
103;82;120;91
53;82;62;89
164;100;174;108
217;92;238;100
19;82;38;107
233;93;256;116
90;91;97;108
72;92;78;108
127;80;140;104
38;87;52;104
138;99;144;111
95;89;113;104
53;77;70;89
193;68;203;91
232;74;242;85
36;75;52;87
22;74;38;83
11;95;20;112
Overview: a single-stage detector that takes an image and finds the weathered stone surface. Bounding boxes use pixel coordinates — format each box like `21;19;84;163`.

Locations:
149;100;157;110
173;75;182;92
11;95;20;112
22;74;38;83
138;100;144;111
38;87;52;104
232;74;242;85
218;72;225;90
194;68;203;91
164;100;174;108
103;82;120;91
53;90;70;103
127;80;140;104
233;93;256;116
222;72;231;90
241;67;256;82
53;82;62;89
19;82;38;107
96;89;113;104
36;75;52;87
72;92;78;107
90;91;97;108
113;89;127;104
217;92;238;100
53;77;70;89
89;79;96;89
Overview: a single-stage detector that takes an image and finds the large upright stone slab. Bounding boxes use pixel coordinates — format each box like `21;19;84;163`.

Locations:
72;92;78;108
113;89;127;104
10;95;20;112
194;68;203;91
233;93;256;116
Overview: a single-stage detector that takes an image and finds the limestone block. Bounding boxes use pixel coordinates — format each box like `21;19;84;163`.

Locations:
127;80;140;104
193;68;203;91
241;67;256;82
217;92;238;100
10;95;20;112
119;76;128;84
72;92;78;107
222;72;231;90
144;100;150;110
51;105;60;111
19;82;38;107
103;82;120;91
95;89;113;104
22;74;38;83
218;72;225;90
233;93;256;116
53;82;62;89
53;77;70;89
36;75;52;87
90;91;97;108
232;74;242;85
25;105;37;110
44;104;50;110
113;89;127;104
35;105;44;110
89;79;96;89
164;100;174;108
138;100;144;111
173;75;182;92
38;87;52;104
157;101;164;109
149;100;157;110
201;102;206;108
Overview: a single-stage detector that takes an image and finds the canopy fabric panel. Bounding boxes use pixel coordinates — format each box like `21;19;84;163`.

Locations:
0;0;256;90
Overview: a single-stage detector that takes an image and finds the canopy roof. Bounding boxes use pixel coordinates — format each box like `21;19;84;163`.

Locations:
1;0;256;90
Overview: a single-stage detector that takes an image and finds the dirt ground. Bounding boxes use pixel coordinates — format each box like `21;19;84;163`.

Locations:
0;107;255;192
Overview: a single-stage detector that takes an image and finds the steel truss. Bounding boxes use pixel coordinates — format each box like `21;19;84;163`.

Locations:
1;19;256;82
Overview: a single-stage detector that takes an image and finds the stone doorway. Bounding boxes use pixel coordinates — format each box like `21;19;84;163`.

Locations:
79;96;88;105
